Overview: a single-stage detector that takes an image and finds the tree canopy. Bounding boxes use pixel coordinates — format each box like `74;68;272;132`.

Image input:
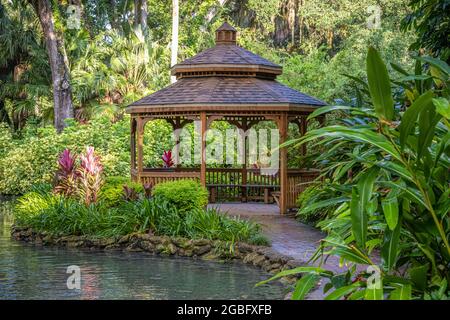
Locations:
0;0;442;131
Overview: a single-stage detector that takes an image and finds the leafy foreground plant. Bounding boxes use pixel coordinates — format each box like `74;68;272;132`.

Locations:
260;48;449;300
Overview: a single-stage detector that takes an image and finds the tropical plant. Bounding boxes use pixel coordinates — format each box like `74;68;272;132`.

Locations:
53;149;78;197
77;146;104;205
162;150;174;167
99;176;144;207
261;47;450;300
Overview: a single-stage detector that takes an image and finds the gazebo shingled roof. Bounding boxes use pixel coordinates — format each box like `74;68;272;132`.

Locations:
127;22;326;113
128;77;325;112
126;22;327;214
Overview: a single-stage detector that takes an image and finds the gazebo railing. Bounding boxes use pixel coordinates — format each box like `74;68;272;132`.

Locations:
286;169;320;208
206;168;280;203
131;167;201;186
132;167;320;208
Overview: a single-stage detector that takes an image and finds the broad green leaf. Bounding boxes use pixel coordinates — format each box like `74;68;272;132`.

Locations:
376;161;414;183
399;90;433;150
307;105;372;120
381;218;402;271
365;285;383;300
351;167;379;248
433;97;450;119
256;266;332;286
418;101;441;161
390;62;409;76
332;246;372;265
408;264;428;291
414;59;423;93
414;56;450;75
350;187;363;247
342;73;369;89
382;196;399;230
381;181;427;208
292;274;320;300
357;167;380;208
366;47;394;120
399;75;433;82
330;274;349;289
389;284;412;300
430;66;444;87
294;126;402;161
348;289;366;300
325;283;361;300
299;196;349;214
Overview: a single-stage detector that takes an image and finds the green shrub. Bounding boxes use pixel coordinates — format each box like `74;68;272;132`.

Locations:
100;176;143;207
152;179;208;213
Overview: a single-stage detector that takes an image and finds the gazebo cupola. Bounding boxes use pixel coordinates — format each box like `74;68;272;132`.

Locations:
215;21;237;44
170;22;282;82
126;22;326;214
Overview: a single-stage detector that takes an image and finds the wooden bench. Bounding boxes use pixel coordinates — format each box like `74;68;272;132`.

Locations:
271;191;281;207
207;184;279;203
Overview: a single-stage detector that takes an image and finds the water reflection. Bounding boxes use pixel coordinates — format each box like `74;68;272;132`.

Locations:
0;200;284;300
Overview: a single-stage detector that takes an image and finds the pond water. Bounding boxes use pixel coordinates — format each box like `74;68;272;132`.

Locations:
0;200;284;300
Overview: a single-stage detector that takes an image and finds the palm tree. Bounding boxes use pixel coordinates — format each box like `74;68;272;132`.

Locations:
0;0;52;130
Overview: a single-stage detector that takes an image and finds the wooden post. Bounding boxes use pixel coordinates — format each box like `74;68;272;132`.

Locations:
241;117;248;202
264;188;270;204
137;117;144;183
279;113;288;214
300;116;307;156
200;112;207;187
172;116;181;166
130;117;137;179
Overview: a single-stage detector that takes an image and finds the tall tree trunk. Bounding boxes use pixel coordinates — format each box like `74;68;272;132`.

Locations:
30;0;74;133
109;0;119;30
170;0;179;84
140;0;148;37
134;0;140;28
134;0;148;36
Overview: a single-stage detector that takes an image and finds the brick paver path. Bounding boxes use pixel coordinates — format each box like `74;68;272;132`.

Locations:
209;202;348;299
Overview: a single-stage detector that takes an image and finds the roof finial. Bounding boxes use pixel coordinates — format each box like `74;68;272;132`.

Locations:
215;22;237;45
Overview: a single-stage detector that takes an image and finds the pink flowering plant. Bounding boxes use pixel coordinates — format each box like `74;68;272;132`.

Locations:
53;147;104;205
77;147;104;205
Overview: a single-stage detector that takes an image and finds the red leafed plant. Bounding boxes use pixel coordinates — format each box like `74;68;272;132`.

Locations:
143;182;154;198
162;150;174;168
54;149;78;197
77;146;103;205
53;147;104;205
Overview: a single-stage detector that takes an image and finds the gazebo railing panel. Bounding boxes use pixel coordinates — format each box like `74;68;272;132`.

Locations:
206;168;242;202
206;168;279;202
132;168;201;186
286;169;320;208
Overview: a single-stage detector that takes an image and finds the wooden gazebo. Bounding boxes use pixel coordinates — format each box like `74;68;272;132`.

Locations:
126;22;326;214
